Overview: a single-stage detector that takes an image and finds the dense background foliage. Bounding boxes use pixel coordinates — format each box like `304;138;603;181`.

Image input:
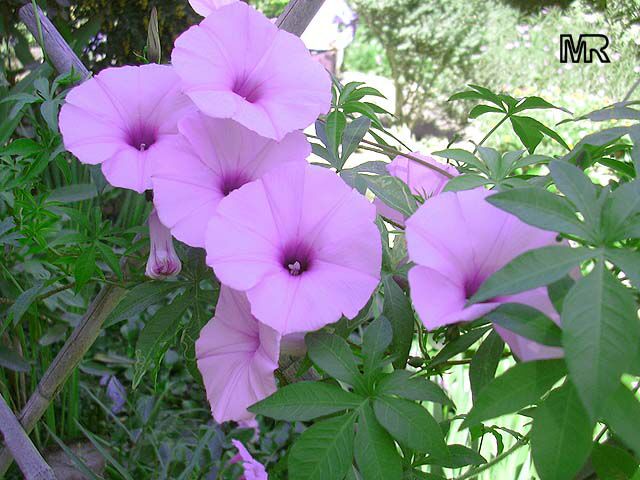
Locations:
2;0;640;479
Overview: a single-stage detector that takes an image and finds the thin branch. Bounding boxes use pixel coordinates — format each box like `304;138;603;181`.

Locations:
623;77;640;102
0;393;56;480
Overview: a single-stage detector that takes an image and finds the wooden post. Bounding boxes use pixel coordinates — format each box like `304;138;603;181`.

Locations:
0;394;56;479
18;4;90;81
276;0;325;36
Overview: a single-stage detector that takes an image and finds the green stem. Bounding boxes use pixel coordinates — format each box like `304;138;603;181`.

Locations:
30;0;47;64
474;115;510;153
453;435;529;480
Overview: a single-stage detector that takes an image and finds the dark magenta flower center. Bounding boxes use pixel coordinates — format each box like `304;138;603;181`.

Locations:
220;172;251;197
281;242;314;276
232;76;263;103
463;274;488;300
127;124;158;151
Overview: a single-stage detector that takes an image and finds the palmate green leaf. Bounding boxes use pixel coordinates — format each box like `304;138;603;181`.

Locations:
512;96;571;114
382;276;414;368
0;345;30;372
340;116;371;167
531;382;594;480
325;110;347;158
510;115;544;153
487;187;590;239
373;396;447;456
363;316;392;379
376;370;454;407
547;275;575;315
365;175;418;217
342;101;384;129
448;90;489;103
469;330;504;401
133;294;190;388
605;248;640;290
443;173;491;192
569;102;640;123
563;126;630;164
461;359;566;429
249;381;365;421
603;179;640;241
355;403;402;480
429;326;491;368
592;444;639;480
425;444;486;469
8;281;45;326
288;412;356;480
602;383;640;457
470;246;595;304
468;104;503;119
306;332;366;392
104;281;184;328
74;246;96;291
486;303;562;347
433;148;486;173
562;262;640;418
549;160;599;228
477;147;502;177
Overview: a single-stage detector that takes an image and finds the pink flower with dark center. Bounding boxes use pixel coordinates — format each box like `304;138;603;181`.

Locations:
145;208;182;280
151;112;310;248
59;64;195;193
172;2;332;141
206;163;381;334
406;188;563;361
196;286;280;423
374;152;458;226
230;440;268;480
189;0;237;16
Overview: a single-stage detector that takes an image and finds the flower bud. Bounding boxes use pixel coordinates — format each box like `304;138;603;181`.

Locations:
146;7;161;64
145;208;181;280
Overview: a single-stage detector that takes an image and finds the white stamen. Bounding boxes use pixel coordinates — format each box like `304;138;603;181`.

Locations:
140;143;147;151
288;261;302;276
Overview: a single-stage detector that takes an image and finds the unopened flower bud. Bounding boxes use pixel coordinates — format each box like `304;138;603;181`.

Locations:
145;208;181;280
146;7;161;64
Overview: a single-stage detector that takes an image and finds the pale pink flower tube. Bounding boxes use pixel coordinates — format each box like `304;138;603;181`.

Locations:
230;439;268;480
145;209;182;280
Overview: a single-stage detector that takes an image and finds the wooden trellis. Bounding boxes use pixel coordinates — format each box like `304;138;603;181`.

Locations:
0;1;325;477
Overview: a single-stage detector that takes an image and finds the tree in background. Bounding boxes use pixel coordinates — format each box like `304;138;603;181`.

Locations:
349;0;488;128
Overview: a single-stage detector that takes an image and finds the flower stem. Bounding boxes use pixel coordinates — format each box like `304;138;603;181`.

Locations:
474;115;510;153
453;435;529;480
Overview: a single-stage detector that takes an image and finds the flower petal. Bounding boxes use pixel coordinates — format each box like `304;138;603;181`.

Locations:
172;2;331;140
196;287;280;423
